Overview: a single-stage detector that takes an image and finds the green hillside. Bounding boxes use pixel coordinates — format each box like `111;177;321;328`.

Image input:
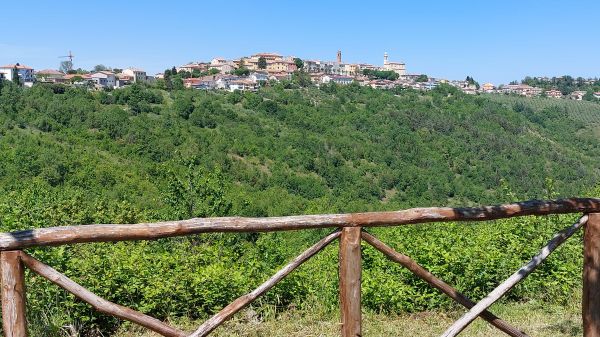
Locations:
0;81;598;335
486;94;600;125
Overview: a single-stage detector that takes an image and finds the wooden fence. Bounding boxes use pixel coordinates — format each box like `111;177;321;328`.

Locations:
1;198;600;337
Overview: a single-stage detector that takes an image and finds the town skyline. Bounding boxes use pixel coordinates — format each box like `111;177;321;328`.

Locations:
2;1;599;84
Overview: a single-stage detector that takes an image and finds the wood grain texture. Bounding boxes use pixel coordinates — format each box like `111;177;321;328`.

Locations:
189;230;341;337
1;251;28;337
361;231;528;337
339;227;361;337
584;213;600;337
0;198;598;250
19;252;185;337
440;215;588;337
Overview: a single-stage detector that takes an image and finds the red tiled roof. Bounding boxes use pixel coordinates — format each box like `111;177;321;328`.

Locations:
36;69;63;75
63;73;91;80
1;64;33;70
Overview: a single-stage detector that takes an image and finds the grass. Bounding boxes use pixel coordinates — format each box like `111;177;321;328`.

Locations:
115;298;582;337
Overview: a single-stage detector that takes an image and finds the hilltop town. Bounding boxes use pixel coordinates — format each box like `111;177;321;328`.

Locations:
1;51;599;101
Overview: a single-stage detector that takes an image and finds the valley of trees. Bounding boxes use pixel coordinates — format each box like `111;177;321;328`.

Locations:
0;80;599;335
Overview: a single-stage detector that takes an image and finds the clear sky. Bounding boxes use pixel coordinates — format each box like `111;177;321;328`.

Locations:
1;0;598;84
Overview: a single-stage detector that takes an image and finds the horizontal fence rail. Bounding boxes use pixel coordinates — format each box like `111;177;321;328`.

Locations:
0;198;598;250
1;198;599;337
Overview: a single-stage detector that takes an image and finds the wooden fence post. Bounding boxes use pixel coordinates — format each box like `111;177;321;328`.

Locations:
1;251;28;337
339;227;361;337
584;213;600;337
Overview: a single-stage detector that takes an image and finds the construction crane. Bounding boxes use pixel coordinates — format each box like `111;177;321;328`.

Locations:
59;51;75;72
59;51;75;63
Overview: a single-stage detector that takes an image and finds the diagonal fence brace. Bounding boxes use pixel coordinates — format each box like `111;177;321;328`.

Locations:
189;230;341;337
440;215;588;337
361;231;528;337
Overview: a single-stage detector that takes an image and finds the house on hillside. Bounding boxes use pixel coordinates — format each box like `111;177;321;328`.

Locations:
0;63;35;83
215;75;239;90
208;58;236;74
321;75;354;85
369;79;396;89
481;83;495;93
266;59;296;73
122;68;147;83
229;79;256;92
36;69;66;83
115;73;133;88
594;92;600;99
545;89;563;98
500;84;542;97
570;90;587;101
63;73;93;87
249;72;269;83
269;72;291;82
208;63;235;74
177;63;209;73
183;76;218;90
91;71;116;88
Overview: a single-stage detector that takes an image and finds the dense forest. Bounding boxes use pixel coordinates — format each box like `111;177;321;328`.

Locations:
0;80;599;335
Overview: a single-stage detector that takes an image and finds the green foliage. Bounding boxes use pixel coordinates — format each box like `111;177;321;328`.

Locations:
233;67;250;76
362;69;399;80
487;94;600;124
163;160;232;219
173;94;194;119
291;70;312;87
465;75;480;89
11;66;21;86
415;74;429;82
112;83;163;114
0;82;598;335
294;57;304;69
258;56;267;70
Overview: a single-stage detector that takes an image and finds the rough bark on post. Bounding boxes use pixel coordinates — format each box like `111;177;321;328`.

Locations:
1;250;27;337
339;227;361;337
584;213;600;337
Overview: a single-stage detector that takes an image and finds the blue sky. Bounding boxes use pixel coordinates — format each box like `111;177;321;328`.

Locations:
1;0;598;84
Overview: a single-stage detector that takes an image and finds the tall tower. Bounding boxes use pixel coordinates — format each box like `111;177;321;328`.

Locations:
384;52;389;66
337;50;342;63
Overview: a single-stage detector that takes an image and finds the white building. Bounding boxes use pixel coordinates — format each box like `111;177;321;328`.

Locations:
91;71;116;88
208;63;235;74
383;52;406;76
122;68;147;83
0;63;35;83
321;75;354;85
249;72;269;83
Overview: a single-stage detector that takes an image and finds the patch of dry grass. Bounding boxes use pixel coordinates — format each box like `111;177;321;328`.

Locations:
116;298;582;337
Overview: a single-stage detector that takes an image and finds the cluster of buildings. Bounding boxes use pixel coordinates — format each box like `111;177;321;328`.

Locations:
0;50;407;91
480;83;600;101
0;64;153;89
1;52;599;101
169;51;407;91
